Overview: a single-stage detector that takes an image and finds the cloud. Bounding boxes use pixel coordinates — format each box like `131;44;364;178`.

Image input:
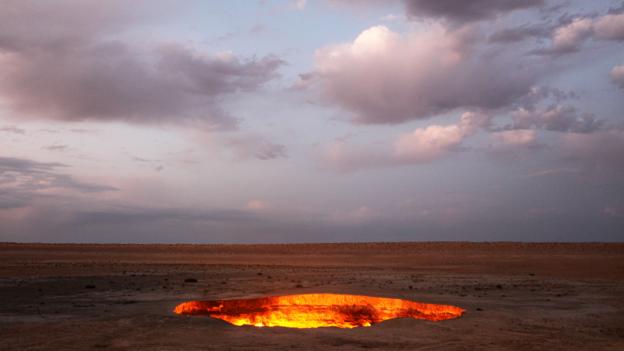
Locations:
611;64;624;90
320;112;481;171
538;13;624;54
0;157;65;173
0;156;117;198
550;18;594;53
0;1;283;129
394;111;488;162
0;125;25;134
226;135;287;160
313;25;535;124
507;105;603;133
44;144;69;152
522;86;579;105
593;13;624;40
0;42;283;129
72;207;258;225
394;123;466;162
0;0;152;51
488;23;551;43
127;154;165;172
69;128;99;134
403;0;544;23
492;129;537;147
329;0;544;24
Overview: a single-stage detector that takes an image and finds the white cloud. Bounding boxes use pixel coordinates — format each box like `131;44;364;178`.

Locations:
394;124;465;162
593;13;624;41
544;13;624;54
610;64;624;90
551;18;593;52
320;112;481;171
314;25;534;124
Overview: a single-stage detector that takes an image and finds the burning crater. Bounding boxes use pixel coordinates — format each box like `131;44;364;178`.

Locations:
174;293;465;328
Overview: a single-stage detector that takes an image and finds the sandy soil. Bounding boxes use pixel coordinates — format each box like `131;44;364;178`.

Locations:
1;242;623;350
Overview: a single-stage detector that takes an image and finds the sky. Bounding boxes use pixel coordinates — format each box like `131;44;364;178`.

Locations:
1;0;623;243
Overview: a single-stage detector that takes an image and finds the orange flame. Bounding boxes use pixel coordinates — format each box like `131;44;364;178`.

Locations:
174;293;465;328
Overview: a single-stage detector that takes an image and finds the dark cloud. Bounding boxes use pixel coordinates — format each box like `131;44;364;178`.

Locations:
44;144;69;152
0;125;26;134
514;86;579;110
404;0;544;23
0;157;65;173
0;155;260;241
226;136;288;160
0;0;143;52
131;156;157;163
253;144;287;160
0;1;283;129
607;3;624;15
158;43;283;96
0;156;117;195
128;155;165;172
68;128;99;134
0;200;270;243
73;207;258;226
507;105;604;133
489;23;551;43
0;41;283;129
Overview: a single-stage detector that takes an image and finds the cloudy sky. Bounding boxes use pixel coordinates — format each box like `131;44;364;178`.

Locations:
1;0;623;243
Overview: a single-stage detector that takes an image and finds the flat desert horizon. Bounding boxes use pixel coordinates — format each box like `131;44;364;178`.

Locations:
1;242;623;350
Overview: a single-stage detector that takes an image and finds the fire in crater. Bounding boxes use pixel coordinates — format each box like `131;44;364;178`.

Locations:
174;293;465;328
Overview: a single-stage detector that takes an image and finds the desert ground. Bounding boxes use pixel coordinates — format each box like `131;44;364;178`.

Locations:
1;242;623;350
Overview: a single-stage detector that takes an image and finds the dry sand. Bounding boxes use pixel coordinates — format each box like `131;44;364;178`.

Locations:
1;242;623;350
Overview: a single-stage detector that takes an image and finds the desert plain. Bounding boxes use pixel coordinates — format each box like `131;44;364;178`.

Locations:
0;242;623;350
